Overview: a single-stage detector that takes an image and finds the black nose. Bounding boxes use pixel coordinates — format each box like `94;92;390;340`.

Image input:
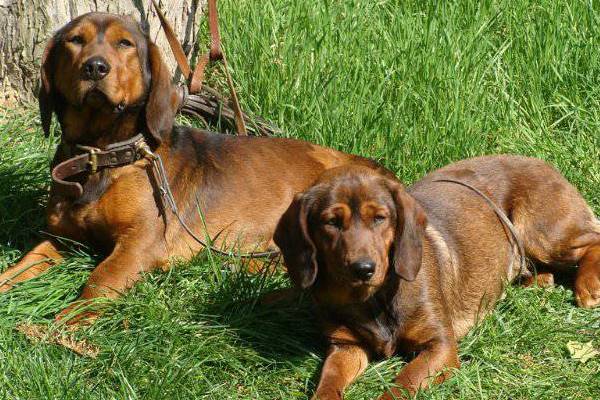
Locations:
83;56;111;81
351;260;376;280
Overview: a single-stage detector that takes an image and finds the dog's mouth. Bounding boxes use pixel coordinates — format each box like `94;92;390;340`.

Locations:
346;275;380;288
349;280;378;288
84;87;126;113
346;280;382;303
84;87;109;107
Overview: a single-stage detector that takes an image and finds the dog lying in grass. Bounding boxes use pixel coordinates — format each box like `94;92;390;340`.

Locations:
0;12;383;323
274;155;600;399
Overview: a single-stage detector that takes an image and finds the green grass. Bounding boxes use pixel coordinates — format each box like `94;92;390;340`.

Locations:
1;0;599;398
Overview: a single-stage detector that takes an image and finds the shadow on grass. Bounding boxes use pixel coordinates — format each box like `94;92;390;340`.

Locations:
209;286;323;353
0;165;49;253
527;262;578;298
182;256;326;361
198;279;326;392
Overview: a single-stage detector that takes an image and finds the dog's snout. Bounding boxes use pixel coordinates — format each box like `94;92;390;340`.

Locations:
351;260;376;280
83;56;111;81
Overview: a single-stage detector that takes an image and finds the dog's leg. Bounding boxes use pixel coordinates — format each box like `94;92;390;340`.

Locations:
518;221;600;308
312;344;369;400
510;171;600;307
378;340;459;400
575;244;600;308
55;238;164;324
0;240;63;292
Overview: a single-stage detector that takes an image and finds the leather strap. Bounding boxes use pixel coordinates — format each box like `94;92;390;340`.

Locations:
52;134;146;198
433;178;530;279
143;146;280;259
189;0;223;93
151;0;192;78
152;0;248;135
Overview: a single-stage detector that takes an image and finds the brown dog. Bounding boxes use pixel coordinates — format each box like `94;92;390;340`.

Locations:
274;156;600;399
0;13;382;321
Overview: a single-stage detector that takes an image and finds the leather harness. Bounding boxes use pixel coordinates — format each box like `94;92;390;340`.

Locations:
433;178;530;279
51;133;280;259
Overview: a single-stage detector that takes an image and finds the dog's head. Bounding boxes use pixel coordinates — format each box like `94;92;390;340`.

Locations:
274;165;427;305
39;12;178;145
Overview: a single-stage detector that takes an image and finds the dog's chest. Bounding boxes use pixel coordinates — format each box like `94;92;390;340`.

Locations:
327;303;399;358
46;166;155;247
355;314;397;358
47;192;109;243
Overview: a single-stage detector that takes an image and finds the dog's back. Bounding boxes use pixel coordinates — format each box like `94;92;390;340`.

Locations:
410;155;600;337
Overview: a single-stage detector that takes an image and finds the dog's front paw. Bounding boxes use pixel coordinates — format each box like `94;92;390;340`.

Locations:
521;271;555;288
575;271;600;308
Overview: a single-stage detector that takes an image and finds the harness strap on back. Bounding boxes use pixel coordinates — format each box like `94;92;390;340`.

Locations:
433;178;530;279
137;143;280;259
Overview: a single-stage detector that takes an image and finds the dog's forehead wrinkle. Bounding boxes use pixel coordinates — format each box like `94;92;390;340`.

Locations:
330;174;381;204
71;13;145;41
64;19;96;38
314;179;394;222
354;183;393;215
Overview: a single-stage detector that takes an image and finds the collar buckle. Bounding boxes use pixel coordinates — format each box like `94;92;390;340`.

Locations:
135;139;156;160
75;145;101;174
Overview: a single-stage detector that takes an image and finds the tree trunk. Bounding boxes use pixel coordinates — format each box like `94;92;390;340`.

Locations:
0;0;205;104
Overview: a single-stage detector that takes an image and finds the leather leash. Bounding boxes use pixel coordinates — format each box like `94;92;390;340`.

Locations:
137;143;280;259
433;178;530;279
151;0;248;135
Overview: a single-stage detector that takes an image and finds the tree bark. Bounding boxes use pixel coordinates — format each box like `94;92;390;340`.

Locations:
0;0;205;104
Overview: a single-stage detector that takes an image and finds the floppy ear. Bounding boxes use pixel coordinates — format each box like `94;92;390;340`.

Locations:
145;42;178;144
274;194;319;289
39;36;56;137
390;182;427;281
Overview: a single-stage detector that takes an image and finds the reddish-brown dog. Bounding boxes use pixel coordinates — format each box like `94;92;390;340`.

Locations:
274;156;600;399
0;13;382;321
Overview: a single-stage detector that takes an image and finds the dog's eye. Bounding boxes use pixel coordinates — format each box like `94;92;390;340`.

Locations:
324;218;342;229
373;215;387;225
119;39;134;48
68;35;84;45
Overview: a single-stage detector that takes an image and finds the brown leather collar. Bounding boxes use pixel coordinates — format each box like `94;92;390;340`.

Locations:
51;134;148;198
